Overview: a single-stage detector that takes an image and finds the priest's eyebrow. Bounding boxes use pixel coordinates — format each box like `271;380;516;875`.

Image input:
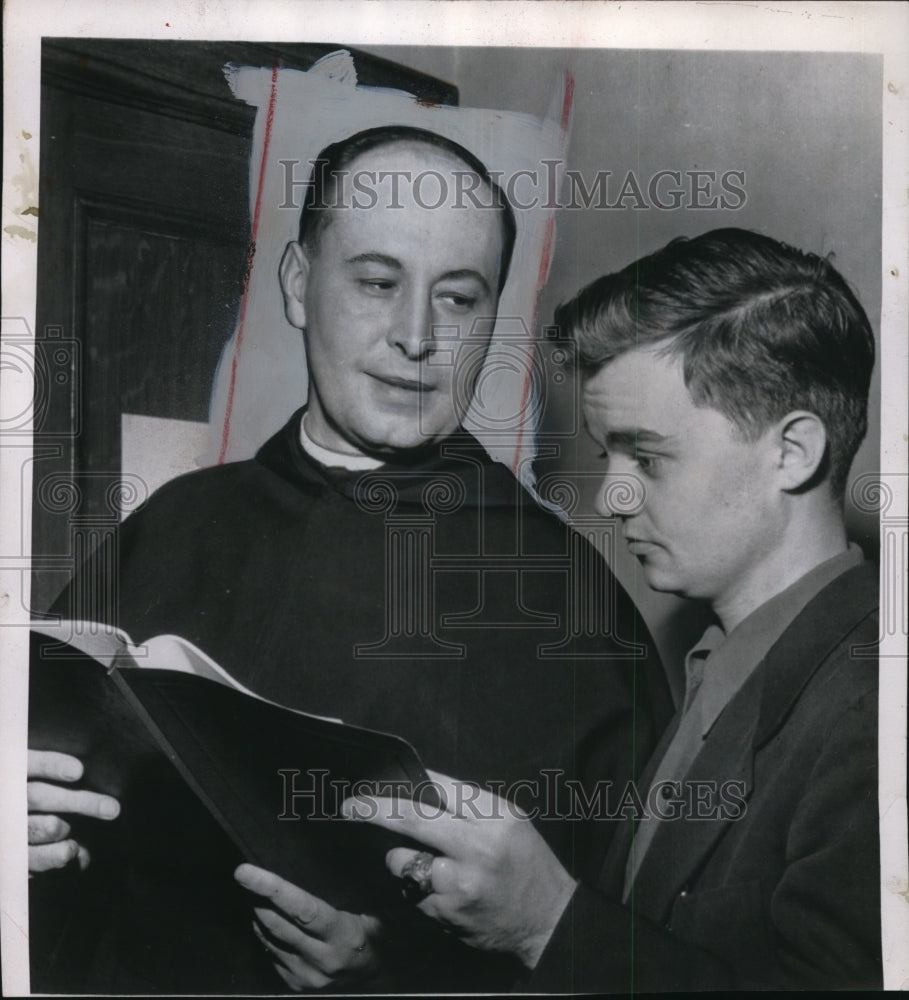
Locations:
437;268;492;295
346;254;491;294
346;252;402;269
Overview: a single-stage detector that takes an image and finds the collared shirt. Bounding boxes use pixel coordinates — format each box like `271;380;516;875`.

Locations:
623;544;865;900
298;412;384;471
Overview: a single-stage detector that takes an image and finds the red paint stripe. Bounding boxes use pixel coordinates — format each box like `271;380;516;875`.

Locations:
218;62;280;464
511;72;574;477
560;72;575;135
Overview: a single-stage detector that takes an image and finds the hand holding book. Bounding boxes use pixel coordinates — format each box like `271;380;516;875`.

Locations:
29;620;443;914
235;863;384;991
26;749;120;874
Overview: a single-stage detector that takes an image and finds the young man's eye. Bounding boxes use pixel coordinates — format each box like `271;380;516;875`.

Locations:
359;278;396;293
635;454;659;474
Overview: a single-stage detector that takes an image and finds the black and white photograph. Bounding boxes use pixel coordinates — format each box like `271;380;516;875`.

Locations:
2;1;907;994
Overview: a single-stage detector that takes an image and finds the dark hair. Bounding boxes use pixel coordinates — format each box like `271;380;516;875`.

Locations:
556;228;875;495
298;125;517;294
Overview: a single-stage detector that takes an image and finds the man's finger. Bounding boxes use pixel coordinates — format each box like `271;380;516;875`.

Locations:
27;813;71;845
252;922;331;990
27;781;120;820
252;919;298;971
385;846;420;881
425;769;500;817
28;839;80;872
385;847;460;896
254;906;329;960
235;864;339;941
342;795;468;857
409;888;458;931
27;750;84;783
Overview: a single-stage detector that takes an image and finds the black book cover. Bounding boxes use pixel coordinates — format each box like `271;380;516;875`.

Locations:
29;627;443;915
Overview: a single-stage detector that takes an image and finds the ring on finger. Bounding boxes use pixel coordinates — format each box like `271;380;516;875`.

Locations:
400;850;435;902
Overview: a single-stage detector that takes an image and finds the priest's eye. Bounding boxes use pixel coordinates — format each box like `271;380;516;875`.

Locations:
438;292;478;311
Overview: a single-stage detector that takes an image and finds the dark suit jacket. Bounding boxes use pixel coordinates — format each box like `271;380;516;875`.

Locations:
530;561;881;991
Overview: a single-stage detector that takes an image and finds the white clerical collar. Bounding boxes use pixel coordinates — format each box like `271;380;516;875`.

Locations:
299;413;384;471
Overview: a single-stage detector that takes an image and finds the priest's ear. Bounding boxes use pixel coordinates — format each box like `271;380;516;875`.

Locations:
279;241;311;331
773;410;829;493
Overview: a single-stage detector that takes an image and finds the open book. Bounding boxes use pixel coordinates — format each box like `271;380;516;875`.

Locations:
29;621;441;912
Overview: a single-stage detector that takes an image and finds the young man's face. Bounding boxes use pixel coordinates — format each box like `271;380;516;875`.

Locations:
582;345;782;614
281;141;505;459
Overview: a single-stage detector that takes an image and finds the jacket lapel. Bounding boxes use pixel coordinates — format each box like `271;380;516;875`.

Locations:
626;678;760;921
601;561;878;922
594;714;681;895
752;562;878;746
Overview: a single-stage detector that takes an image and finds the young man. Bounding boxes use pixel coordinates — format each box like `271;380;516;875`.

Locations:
357;227;881;990
28;127;667;993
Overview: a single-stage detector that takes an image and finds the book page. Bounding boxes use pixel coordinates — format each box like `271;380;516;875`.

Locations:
133;633;260;693
29;619;130;666
136;634;343;723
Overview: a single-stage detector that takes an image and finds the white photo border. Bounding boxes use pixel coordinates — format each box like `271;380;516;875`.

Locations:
2;1;906;994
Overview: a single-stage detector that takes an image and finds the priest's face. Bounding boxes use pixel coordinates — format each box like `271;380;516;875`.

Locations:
280;141;505;459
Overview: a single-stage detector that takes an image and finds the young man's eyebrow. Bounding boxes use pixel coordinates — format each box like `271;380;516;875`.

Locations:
345;252;403;269
605;429;672;450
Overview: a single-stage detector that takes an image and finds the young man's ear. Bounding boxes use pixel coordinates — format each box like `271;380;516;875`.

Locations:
278;241;310;330
774;411;828;492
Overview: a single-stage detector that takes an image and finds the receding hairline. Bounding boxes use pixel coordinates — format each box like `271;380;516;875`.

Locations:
305;141;509;266
345;135;491;172
321;137;507;213
299;129;518;293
